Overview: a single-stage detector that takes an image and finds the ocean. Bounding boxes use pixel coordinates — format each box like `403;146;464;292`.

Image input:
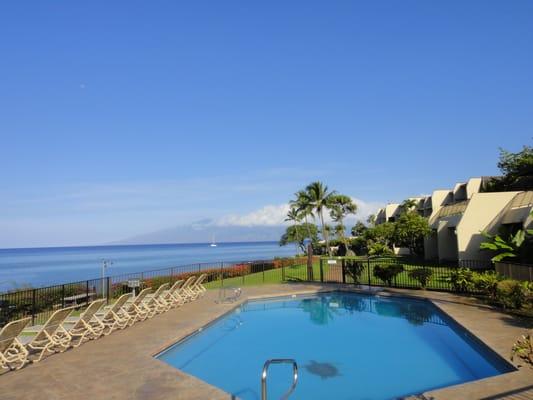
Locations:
0;242;296;291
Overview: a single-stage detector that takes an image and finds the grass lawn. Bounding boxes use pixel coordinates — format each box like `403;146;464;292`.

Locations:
204;262;322;289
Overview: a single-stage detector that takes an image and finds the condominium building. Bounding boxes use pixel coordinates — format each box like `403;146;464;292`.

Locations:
374;177;533;262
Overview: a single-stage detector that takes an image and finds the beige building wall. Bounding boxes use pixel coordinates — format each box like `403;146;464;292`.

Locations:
456;192;519;261
437;215;461;261
466;177;482;199
424;189;454;259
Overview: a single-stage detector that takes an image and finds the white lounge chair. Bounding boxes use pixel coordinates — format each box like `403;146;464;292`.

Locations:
143;283;171;317
178;276;197;302
162;279;185;307
25;306;75;362
95;293;133;335
0;317;31;371
123;288;152;324
189;274;207;298
64;299;107;347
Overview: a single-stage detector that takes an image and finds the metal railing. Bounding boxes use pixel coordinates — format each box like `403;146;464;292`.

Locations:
261;359;298;400
0;255;500;327
0;257;309;327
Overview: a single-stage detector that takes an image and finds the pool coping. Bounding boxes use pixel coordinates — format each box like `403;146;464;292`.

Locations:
0;283;531;400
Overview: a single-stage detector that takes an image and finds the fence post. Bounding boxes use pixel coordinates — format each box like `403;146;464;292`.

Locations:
342;259;346;284
198;263;201;273
61;285;65;308
282;262;285;282
319;259;324;282
262;262;265;283
31;289;36;326
106;277;110;304
86;281;89;305
220;262;224;287
367;257;371;286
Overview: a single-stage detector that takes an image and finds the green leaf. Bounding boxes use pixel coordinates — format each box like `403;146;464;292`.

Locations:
491;252;517;262
480;242;499;251
511;230;525;247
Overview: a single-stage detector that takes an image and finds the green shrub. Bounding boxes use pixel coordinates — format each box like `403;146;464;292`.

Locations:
345;260;365;283
408;268;433;289
472;271;502;299
447;268;474;292
368;243;393;256
496;280;529;309
373;264;404;286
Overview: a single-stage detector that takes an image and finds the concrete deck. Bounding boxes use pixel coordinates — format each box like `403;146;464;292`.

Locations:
0;283;532;400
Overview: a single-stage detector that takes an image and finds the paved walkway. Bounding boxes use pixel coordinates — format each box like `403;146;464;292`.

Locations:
0;283;531;400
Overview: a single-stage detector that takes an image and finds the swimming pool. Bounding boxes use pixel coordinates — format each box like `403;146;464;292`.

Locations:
156;292;514;399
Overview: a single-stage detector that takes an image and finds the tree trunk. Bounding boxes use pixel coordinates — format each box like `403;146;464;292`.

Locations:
320;211;331;256
307;243;314;280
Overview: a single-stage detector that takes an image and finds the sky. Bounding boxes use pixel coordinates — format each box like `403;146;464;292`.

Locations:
0;1;532;248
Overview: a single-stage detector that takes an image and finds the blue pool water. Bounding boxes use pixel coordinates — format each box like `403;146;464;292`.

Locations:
157;292;514;400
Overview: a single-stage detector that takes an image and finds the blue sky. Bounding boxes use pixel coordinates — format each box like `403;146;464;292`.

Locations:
0;1;531;248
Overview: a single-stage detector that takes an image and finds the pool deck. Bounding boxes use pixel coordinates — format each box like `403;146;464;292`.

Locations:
0;283;532;400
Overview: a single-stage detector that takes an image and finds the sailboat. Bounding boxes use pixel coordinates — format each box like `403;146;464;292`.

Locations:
210;234;217;247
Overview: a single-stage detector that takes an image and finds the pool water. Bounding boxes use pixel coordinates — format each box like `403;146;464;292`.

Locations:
156;292;514;400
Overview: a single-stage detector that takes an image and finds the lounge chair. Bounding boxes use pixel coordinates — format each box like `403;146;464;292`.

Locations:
123;287;152;324
189;274;207;298
64;299;106;347
25;306;75;362
95;293;133;335
162;280;185;307
177;276;197;302
0;317;31;371
183;275;205;301
143;283;171;317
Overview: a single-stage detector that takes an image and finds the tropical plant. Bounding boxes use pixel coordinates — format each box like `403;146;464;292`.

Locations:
408;268;433;289
511;330;533;368
447;267;474;292
496;280;529;309
472;270;501;299
329;194;358;256
486;145;533;191
480;210;533;262
398;198;418;214
351;221;367;237
364;222;395;248
344;260;365;283
368;242;394;256
290;190;315;244
305;181;336;256
392;211;431;256
279;223;318;253
366;214;376;227
373;264;404;286
284;207;302;250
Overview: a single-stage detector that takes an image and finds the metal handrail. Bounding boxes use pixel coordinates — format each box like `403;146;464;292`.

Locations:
261;358;298;400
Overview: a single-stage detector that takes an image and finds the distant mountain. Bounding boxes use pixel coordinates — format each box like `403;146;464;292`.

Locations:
117;219;286;245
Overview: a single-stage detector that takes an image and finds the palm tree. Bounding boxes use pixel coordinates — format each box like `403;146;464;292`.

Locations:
290;190;315;245
399;199;418;214
329;194;358;255
285;207;302;252
305;181;336;256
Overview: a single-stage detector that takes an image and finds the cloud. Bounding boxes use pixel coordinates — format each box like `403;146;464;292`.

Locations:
214;197;384;228
216;204;291;226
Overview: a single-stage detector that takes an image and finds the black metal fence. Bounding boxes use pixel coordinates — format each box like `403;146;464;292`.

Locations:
0;256;494;328
310;257;493;293
0;258;307;327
